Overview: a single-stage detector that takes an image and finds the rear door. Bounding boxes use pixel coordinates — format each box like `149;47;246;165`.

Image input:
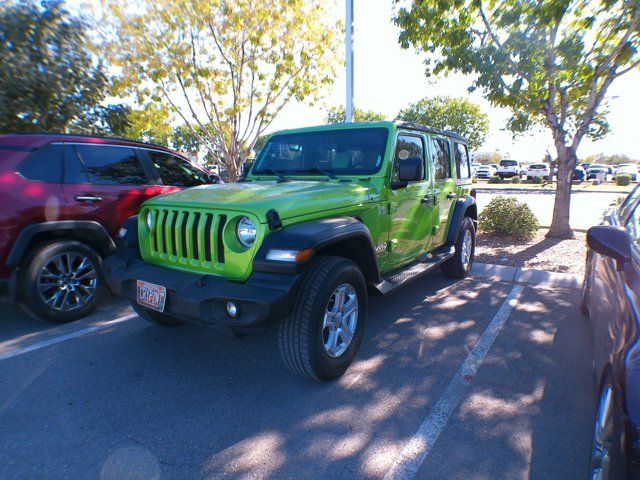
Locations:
60;144;165;237
428;136;457;249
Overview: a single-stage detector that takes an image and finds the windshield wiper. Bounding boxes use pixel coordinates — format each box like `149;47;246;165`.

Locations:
301;167;337;179
260;168;290;182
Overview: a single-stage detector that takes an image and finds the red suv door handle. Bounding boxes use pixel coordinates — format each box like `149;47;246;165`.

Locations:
75;195;103;203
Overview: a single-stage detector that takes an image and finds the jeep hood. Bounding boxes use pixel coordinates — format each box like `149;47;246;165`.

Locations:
147;180;380;222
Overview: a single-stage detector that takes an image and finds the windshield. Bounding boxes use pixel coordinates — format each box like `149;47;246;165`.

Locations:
590;164;606;169
530;164;547;169
252;128;389;176
500;160;518;167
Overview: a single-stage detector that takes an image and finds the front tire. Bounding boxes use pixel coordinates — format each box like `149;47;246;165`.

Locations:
441;217;476;279
588;379;626;480
278;256;367;382
20;240;102;323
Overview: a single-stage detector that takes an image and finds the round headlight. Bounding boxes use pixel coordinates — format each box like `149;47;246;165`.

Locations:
237;216;257;247
144;210;153;230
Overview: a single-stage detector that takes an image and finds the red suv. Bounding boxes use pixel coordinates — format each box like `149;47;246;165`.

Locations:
0;133;218;323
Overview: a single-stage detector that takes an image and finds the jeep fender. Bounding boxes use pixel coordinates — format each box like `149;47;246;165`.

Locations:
253;217;381;284
6;220;116;269
445;196;478;245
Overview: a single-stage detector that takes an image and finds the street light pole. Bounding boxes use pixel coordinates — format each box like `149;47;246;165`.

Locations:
345;0;354;123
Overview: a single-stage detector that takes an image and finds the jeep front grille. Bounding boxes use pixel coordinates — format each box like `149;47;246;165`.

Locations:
147;208;227;267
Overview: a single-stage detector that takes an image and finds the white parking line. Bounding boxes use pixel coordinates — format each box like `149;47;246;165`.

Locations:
383;284;525;480
0;313;137;362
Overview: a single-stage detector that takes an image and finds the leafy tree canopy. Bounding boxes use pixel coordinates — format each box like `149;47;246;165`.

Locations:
108;0;340;180
325;106;387;124
396;96;489;150
395;0;640;238
0;0;108;133
582;153;639;165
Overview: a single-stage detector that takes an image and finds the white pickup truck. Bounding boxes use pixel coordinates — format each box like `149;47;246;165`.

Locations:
497;159;522;179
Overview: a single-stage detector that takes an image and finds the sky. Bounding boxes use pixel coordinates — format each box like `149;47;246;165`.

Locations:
74;0;640;162
268;0;640;162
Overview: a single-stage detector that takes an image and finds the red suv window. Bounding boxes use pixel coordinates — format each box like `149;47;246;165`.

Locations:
70;145;149;185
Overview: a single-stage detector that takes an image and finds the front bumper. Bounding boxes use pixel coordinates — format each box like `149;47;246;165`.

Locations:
103;252;300;328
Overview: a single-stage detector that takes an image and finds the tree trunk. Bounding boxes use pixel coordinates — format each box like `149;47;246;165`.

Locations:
546;144;576;239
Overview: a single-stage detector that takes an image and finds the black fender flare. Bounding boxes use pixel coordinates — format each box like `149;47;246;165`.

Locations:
253;217;381;284
445;195;478;245
6;220;116;269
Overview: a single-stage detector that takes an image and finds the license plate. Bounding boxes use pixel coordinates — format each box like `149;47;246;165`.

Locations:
136;280;167;313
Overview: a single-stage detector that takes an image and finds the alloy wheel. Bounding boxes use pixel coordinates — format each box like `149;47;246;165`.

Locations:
322;283;359;358
461;229;473;272
37;253;98;312
590;385;614;480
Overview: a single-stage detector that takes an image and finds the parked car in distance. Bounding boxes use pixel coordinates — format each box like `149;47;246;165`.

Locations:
0;133;219;323
588;164;610;180
581;184;640;479
471;162;481;177
526;163;551;180
476;164;497;179
497;159;521;179
615;164;639;182
573;165;588;181
105;121;478;382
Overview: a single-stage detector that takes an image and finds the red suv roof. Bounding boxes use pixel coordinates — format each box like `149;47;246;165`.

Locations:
0;133;176;152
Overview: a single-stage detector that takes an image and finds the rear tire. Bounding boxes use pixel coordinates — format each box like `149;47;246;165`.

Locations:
278;256;367;382
133;304;186;327
20;240;102;323
441;217;476;279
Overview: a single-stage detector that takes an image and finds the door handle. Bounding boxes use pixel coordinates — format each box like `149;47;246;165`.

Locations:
446;192;456;199
75;195;103;203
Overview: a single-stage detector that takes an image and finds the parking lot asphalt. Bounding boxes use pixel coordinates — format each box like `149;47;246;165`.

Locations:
0;273;594;480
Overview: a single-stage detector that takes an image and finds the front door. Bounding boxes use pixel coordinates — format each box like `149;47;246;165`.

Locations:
429;136;456;249
386;133;436;269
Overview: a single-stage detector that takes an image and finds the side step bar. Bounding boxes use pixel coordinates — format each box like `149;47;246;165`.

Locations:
373;245;455;295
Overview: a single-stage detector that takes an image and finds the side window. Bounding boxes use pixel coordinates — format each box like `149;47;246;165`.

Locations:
454;142;471;179
17;144;64;182
73;145;148;185
432;138;451;181
620;184;640;224
392;134;425;183
146;150;209;187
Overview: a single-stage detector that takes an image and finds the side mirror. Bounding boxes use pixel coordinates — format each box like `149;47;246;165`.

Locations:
207;173;220;184
240;162;252;181
587;225;631;270
398;157;424;182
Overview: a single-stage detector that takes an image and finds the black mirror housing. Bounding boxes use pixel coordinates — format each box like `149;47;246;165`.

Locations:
587;225;631;269
398;157;424;183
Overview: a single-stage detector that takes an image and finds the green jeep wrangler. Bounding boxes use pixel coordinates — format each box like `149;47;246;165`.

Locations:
104;122;477;381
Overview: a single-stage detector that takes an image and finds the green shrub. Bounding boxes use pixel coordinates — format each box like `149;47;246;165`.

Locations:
472;176;478;184
532;176;543;184
592;179;599;186
488;175;502;184
617;174;631;186
479;196;539;240
511;176;522;184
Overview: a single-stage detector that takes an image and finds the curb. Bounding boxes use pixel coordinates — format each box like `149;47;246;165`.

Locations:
470;262;583;289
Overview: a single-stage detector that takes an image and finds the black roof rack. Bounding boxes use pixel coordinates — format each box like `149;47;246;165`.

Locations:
2;132;171;151
395;121;467;142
